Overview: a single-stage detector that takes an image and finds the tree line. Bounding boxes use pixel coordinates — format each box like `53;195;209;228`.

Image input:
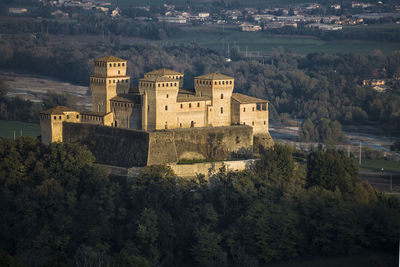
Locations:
0;35;399;135
0;138;398;266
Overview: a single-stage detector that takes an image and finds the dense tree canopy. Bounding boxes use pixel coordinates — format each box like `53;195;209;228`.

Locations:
0;138;399;266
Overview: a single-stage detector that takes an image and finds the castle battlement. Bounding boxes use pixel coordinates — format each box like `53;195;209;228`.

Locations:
39;55;272;165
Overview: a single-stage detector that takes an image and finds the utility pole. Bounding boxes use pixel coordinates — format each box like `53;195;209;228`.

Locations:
359;143;362;165
347;144;350;158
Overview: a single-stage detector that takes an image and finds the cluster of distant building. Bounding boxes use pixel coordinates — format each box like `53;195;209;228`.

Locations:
7;0;400;32
9;0;121;18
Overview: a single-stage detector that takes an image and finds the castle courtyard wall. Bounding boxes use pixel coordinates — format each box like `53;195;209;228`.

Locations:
61;123;253;167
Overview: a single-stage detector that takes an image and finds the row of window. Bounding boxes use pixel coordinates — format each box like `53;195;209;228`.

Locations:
140;82;178;88
90;78;129;84
112;102;135;108
82;115;103;122
53;114;79;120
94;62;125;68
179;102;201;109
196;80;233;86
109;79;129;84
242;104;267;112
241;121;267;126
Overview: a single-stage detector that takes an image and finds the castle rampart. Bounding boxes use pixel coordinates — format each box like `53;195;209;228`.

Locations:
62;122;253;168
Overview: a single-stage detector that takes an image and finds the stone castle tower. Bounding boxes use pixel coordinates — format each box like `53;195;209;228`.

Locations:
194;73;234;127
90;56;130;114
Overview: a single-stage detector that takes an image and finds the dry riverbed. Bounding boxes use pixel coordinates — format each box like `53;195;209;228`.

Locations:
0;70;91;110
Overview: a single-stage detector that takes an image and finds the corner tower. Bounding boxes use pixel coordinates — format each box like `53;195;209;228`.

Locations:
194;73;234;127
90;56;130;114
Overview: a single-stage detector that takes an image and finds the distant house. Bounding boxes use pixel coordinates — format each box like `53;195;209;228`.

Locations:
51;9;69;18
158;16;187;24
264;22;297;29
198;13;209;18
306;23;342;31
240;23;261;32
9;8;28;14
363;79;386;86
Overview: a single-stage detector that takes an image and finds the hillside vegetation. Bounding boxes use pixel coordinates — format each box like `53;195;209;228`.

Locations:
0;138;398;266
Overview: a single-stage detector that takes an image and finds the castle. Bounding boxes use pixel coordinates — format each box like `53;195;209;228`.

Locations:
39;56;271;167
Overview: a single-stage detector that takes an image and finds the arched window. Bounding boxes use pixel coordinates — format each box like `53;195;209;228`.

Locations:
220;107;223;114
221;94;224;99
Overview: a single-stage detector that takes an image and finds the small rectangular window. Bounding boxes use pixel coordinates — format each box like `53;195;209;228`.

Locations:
180;104;183;109
221;94;224;99
189;103;192;108
197;103;200;107
165;105;168;110
243;108;246;112
221;107;223;114
264;121;266;125
166;94;169;98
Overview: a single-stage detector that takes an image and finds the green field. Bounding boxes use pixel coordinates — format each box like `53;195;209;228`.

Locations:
156;26;400;55
266;250;397;267
0;120;40;139
360;159;400;172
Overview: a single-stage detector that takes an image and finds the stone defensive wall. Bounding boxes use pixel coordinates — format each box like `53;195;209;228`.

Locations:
62;122;253;167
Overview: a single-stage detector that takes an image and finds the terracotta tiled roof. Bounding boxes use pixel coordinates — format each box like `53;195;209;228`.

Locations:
195;72;234;80
94;55;126;62
40;106;77;115
145;68;183;76
139;76;177;83
231;93;268;104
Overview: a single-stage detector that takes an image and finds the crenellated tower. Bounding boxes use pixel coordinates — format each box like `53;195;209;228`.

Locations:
194;73;234;127
140;76;179;131
90;56;130;114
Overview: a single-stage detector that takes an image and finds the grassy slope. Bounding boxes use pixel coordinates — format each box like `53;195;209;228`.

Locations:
0;120;41;139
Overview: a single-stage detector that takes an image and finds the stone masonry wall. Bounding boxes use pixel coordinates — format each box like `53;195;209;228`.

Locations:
63;123;253;167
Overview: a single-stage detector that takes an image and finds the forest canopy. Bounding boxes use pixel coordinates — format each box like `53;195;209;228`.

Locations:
0;138;399;266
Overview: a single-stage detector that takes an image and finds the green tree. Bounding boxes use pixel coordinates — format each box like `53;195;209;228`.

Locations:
306;150;359;193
